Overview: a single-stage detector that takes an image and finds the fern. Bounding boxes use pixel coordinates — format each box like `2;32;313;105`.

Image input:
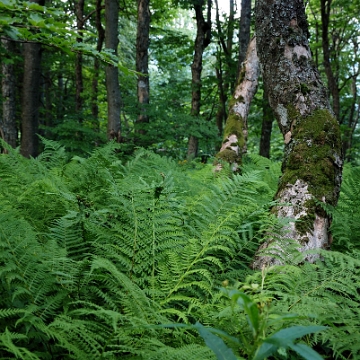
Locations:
3;140;357;359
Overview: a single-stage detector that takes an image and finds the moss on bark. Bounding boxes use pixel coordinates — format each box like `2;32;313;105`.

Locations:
216;113;245;164
277;108;342;234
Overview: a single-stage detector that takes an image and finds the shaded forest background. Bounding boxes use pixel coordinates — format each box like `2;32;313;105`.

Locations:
1;0;360;359
1;0;358;162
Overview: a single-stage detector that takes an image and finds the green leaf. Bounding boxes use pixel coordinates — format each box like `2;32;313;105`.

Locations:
195;322;238;360
253;342;278;360
288;342;324;360
228;290;260;336
265;326;327;347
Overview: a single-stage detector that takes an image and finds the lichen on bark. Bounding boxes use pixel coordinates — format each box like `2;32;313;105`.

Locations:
252;0;343;268
215;37;259;171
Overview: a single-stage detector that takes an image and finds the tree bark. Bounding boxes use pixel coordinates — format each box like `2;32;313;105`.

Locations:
187;0;211;160
91;0;105;131
320;0;340;121
237;0;252;75
105;0;122;141
135;0;150;142
75;0;85;120
1;38;17;149
259;88;274;158
252;0;343;268
215;37;259;170
20;0;45;158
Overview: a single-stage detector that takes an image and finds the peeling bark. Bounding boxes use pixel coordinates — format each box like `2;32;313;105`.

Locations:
252;0;343;268
215;37;259;170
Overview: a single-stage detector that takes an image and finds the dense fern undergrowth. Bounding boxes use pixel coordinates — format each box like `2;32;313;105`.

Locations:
0;140;359;359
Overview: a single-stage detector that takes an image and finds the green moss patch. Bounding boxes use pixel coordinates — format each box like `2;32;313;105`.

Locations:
216;148;241;163
278;108;342;206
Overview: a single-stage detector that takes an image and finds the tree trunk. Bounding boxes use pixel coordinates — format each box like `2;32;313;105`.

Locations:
213;0;235;137
105;0;121;141
135;0;150;143
215;37;259;170
252;0;343;268
91;0;105;131
320;0;340;121
20;0;44;159
1;38;17;149
75;0;85;120
237;0;252;75
259;88;274;158
187;0;211;160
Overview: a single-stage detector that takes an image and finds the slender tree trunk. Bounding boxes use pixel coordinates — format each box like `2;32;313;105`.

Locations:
21;43;42;157
105;0;121;141
135;0;150;143
259;87;274;158
215;37;259;170
320;0;340;121
75;0;85;120
187;0;211;160
214;0;235;137
43;68;52;136
1;38;17;149
57;71;64;120
20;0;45;158
224;0;235;92
215;52;226;137
252;0;343;268
91;0;105;131
237;0;252;75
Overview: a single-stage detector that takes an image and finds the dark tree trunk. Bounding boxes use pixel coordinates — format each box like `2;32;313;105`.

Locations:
20;0;45;158
1;38;17;149
215;37;259;171
56;71;64;120
105;0;121;141
135;0;150;142
253;0;343;268
187;0;211;160
75;0;85;120
20;42;42;157
215;53;226;137
214;0;235;137
237;0;252;74
43;68;53;136
320;0;340;121
259;88;274;158
91;0;105;131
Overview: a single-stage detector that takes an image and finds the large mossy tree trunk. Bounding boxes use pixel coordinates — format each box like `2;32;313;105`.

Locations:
105;0;122;141
253;0;343;268
215;37;259;170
